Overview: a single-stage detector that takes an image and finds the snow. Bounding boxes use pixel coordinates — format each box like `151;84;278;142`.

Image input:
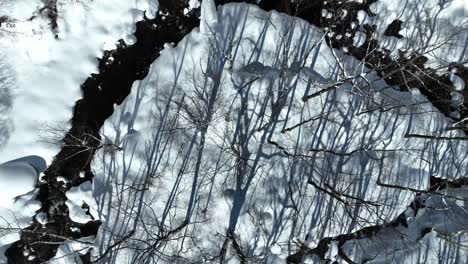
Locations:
200;0;218;34
327;240;338;262
0;0;154;260
369;0;468;67
91;2;468;262
450;72;466;91
51;235;95;264
451;91;464;107
66;181;98;224
341;188;468;263
0;193;40;262
0;155;45;261
0;156;45;207
356;10;368;25
0;0;153;165
0;0;467;263
189;0;201;10
270;243;282;255
35;212;48;226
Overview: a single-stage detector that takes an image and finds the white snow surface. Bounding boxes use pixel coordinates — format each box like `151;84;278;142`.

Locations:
451;72;466;91
0;156;44;263
0;0;153;165
200;0;219;34
92;3;468;263
66;181;98;224
369;0;468;66
0;155;45;207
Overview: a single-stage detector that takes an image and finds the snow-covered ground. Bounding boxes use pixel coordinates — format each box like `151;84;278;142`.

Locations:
90;2;468;263
0;0;155;164
0;0;467;263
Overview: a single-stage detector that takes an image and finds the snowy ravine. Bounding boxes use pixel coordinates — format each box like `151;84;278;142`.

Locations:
1;0;468;263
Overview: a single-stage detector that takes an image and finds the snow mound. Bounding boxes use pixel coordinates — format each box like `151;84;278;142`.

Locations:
0;156;43;262
3;155;47;175
0;155;45;207
66;181;98;224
